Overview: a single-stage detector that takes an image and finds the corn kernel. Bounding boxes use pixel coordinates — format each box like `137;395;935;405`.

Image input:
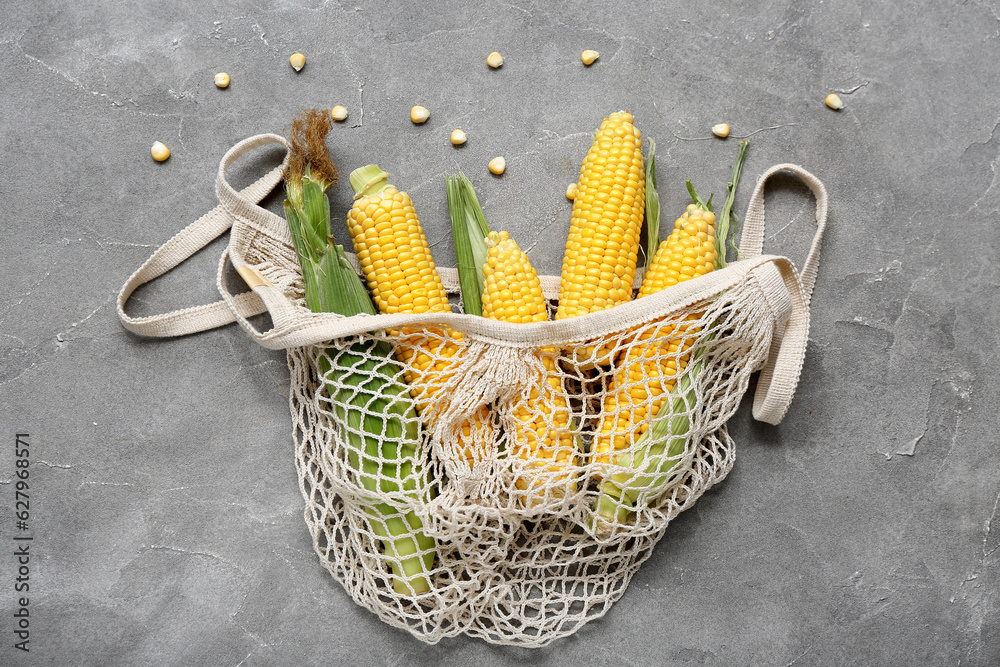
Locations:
487;51;504;68
712;123;730;138
489;156;506;175
450;128;467;145
214;72;230;88
825;93;844;110
330;105;348;121
289;53;306;71
566;183;578;200
581;50;600;66
410;105;430;124
150;141;170;162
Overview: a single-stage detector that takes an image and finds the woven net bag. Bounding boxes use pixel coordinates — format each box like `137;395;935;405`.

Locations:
118;134;828;647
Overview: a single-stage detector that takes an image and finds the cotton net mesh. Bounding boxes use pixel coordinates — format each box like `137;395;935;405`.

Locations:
116;134;823;648
259;235;781;645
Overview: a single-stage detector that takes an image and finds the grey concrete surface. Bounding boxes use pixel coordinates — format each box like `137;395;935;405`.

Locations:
2;0;998;664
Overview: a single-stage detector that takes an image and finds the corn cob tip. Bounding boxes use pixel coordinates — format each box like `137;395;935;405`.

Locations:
349;164;391;199
604;110;634;125
484;230;510;249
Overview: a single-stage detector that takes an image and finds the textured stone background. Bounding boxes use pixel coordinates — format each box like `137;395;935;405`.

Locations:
2;1;998;664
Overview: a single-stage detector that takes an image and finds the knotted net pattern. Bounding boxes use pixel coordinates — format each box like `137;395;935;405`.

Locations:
260;238;781;645
116;133;822;648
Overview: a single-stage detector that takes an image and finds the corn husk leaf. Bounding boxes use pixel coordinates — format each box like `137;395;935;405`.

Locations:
284;141;435;594
644;138;660;268
717;140;749;269
446;172;491;316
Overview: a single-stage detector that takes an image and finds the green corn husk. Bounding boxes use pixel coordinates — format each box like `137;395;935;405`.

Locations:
446;172;491;317
644;139;661;268
320;267;437;596
717;141;749;268
591;141;749;534
283;111;436;594
591;356;703;533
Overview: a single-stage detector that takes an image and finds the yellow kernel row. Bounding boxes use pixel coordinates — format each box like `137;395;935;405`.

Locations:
346;187;450;316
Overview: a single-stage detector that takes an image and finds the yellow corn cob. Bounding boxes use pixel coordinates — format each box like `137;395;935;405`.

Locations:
481;231;576;500
346;165;490;467
591;203;717;466
556;111;645;363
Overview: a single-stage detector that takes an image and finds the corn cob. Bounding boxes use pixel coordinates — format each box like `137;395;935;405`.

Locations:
347;165;490;468
556;111;645;363
482;231;547;323
282;110;435;595
446;174;577;502
590;192;717;466
482;231;577;501
592;141;749;533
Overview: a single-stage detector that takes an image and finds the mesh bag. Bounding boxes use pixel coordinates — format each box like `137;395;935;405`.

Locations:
118;134;828;646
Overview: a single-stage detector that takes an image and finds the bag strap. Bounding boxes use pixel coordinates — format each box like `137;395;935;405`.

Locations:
739;163;828;306
213;134;303;342
116;134;289;338
738;164;828;424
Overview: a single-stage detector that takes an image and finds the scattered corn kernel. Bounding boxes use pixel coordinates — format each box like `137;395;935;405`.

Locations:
410;105;430;124
488;156;506;175
487;51;504;68
330;105;348;121
581;50;600;66
712;123;730;138
450;129;467;145
825;93;844;110
214;72;230;88
289;53;306;71
566;182;578;200
150;141;170;162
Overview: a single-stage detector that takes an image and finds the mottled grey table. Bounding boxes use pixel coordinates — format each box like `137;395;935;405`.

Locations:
2;1;997;664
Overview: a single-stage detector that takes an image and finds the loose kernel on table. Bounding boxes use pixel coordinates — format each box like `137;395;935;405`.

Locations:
581;50;600;66
410;105;430;124
289;53;306;71
825;93;844;110
214;72;230;88
566;182;578;200
150;141;170;162
450;129;467;145
489;156;506;175
330;105;348;121
487;51;504;68
712;123;730;138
